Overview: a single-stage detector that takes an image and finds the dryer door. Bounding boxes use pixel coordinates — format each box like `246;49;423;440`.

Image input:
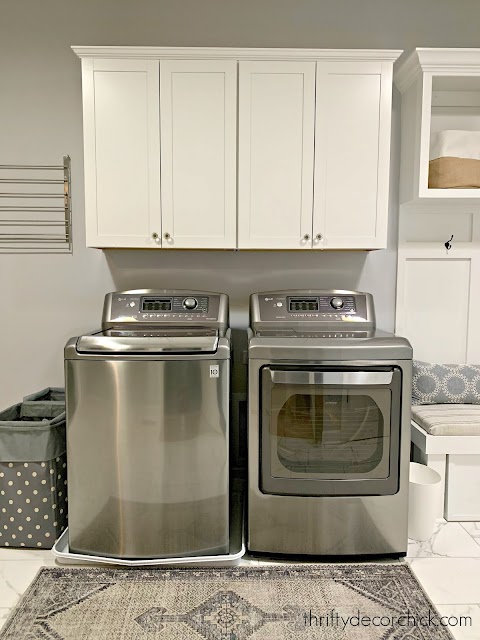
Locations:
260;366;402;496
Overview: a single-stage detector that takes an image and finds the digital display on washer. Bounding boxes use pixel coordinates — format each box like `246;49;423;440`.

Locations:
141;297;173;312
288;297;319;312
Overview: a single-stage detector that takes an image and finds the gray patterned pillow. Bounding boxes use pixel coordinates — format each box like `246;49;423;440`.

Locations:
412;360;480;405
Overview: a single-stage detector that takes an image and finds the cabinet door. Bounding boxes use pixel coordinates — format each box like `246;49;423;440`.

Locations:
238;61;316;249
159;60;237;249
82;59;161;248
313;61;392;250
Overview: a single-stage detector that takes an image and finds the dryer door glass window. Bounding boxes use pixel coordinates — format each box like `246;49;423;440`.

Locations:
262;368;399;484
273;389;387;478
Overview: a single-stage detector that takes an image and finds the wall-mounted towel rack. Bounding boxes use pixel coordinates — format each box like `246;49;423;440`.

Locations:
0;156;72;253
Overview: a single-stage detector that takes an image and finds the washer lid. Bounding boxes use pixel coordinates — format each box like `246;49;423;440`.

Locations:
76;328;219;354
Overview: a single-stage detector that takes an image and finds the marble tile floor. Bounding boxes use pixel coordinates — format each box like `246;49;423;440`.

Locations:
0;522;479;639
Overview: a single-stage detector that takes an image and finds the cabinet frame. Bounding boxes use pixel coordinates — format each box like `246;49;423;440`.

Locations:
395;48;480;204
74;47;402;250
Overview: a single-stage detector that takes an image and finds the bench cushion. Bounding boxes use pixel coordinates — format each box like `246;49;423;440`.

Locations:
412;404;480;436
413;360;480;405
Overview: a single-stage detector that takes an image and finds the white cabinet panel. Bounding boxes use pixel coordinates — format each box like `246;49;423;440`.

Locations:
160;60;237;248
238;61;315;249
82;59;161;248
446;455;480;520
314;62;391;249
396;252;480;363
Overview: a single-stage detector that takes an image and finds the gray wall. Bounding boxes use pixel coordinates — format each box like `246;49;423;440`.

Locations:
1;0;480;406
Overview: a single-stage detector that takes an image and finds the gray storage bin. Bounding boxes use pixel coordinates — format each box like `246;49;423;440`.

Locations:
22;387;65;419
0;401;67;549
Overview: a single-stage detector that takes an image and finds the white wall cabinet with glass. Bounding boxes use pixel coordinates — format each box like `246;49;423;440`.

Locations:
74;47;401;250
395;48;480;204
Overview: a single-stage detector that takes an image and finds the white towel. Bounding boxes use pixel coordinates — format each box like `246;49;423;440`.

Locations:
430;129;480;161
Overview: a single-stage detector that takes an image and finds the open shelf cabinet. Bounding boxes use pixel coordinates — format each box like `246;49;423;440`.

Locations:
395;48;480;204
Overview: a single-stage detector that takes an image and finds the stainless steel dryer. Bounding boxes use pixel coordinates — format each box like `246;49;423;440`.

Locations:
247;290;412;556
65;290;230;560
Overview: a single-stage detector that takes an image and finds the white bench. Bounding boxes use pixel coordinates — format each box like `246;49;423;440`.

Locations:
411;405;480;521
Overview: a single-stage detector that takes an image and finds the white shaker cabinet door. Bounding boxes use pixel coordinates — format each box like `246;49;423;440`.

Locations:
82;59;161;248
313;61;392;250
159;60;237;249
238;61;316;249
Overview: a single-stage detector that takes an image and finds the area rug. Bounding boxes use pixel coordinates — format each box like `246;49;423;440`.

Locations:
0;564;455;639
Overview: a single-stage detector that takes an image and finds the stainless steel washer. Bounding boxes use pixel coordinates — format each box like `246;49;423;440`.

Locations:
247;290;412;556
65;289;230;560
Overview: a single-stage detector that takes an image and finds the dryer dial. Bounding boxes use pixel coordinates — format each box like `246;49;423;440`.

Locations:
183;297;198;310
330;297;344;310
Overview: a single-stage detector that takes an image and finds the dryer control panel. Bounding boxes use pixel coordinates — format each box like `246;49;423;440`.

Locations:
287;295;357;314
250;290;375;331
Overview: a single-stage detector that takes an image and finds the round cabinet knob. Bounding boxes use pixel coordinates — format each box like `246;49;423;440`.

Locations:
303;234;311;242
183;297;198;310
152;232;159;240
330;296;344;310
315;233;323;241
164;232;171;240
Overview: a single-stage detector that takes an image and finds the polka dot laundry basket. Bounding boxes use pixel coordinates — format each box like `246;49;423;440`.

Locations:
0;389;67;549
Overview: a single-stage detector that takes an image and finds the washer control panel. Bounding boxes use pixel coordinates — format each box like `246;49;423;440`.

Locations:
104;291;224;326
140;295;208;314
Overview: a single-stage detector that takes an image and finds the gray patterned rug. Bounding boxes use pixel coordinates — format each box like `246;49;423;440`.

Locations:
1;564;454;639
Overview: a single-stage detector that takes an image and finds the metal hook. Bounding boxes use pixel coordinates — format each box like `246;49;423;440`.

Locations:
445;234;454;251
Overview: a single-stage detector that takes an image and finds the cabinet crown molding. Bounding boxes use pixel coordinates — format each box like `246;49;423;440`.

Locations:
72;46;402;63
395;47;480;94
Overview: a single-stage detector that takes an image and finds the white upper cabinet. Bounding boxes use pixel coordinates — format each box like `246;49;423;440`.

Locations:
395;48;480;204
74;47;400;250
81;58;161;248
237;61;316;249
237;55;398;250
159;60;237;249
314;61;393;249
